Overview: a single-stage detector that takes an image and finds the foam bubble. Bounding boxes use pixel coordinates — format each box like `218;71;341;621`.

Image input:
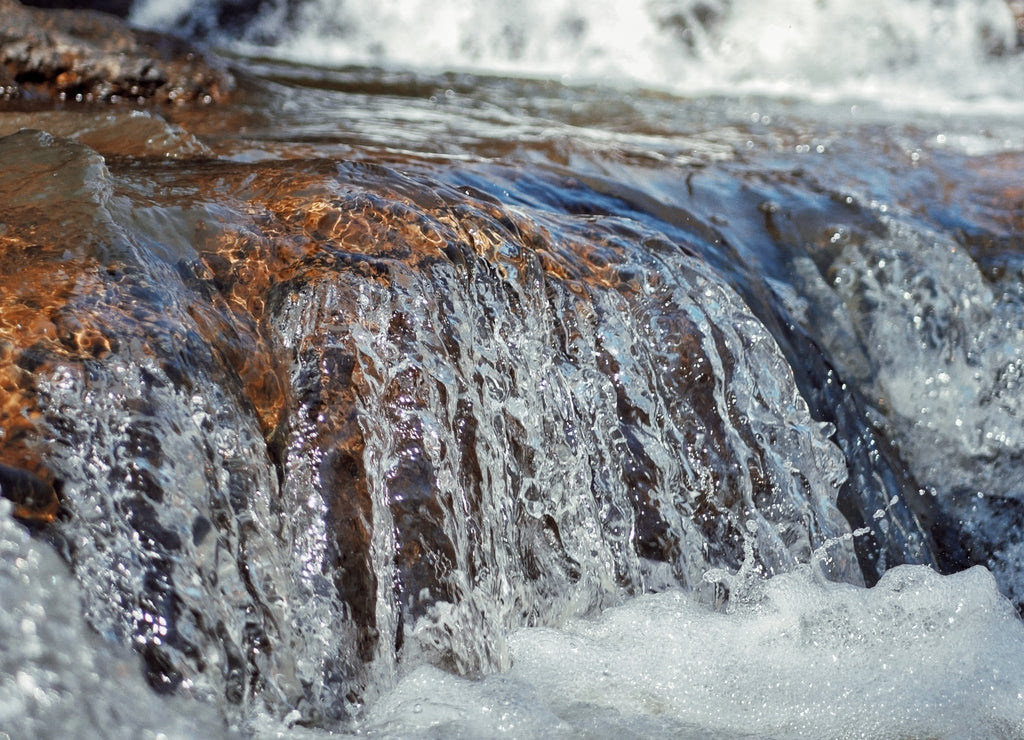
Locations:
350;564;1024;738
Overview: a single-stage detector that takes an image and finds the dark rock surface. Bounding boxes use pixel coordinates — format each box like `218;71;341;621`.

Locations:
20;0;133;16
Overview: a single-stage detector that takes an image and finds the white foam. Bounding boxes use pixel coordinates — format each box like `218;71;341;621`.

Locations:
130;0;196;29
347;564;1024;738
131;0;1024;111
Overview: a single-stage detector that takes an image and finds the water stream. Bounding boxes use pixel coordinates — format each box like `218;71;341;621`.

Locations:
3;1;1024;737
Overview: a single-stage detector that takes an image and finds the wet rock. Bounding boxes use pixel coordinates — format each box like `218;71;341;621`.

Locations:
1009;0;1024;48
21;0;132;15
0;0;233;104
0;461;59;523
0;109;212;157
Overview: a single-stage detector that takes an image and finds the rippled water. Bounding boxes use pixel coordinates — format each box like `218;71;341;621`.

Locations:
3;1;1024;737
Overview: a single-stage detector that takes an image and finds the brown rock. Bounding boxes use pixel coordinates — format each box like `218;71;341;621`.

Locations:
0;109;212;157
0;0;233;104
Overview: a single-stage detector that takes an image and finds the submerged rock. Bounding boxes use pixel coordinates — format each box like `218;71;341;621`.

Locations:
0;461;58;522
0;0;233;104
0;109;212;157
0;127;858;722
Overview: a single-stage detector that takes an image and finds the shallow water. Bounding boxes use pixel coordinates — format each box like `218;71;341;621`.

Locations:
3;0;1024;737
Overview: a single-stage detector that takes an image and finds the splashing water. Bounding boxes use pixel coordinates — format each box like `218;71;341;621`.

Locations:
353;564;1024;739
132;0;1024;108
0;128;862;727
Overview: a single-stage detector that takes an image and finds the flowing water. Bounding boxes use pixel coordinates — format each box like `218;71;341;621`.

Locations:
3;0;1024;737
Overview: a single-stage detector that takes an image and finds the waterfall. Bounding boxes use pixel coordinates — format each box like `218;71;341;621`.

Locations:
2;129;860;723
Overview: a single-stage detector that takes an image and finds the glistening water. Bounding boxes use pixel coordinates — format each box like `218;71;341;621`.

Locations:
2;0;1024;737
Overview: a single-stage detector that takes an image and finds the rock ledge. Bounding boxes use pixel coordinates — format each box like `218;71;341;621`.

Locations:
0;0;233;104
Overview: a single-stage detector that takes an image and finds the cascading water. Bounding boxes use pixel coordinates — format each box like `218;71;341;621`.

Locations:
3;0;1024;737
1;131;860;723
131;0;1024;105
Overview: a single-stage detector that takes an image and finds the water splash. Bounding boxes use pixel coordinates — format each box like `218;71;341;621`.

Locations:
341;199;860;678
4;29;1024;732
132;0;1024;109
1;129;858;726
807;215;1024;605
353;564;1024;738
0;500;227;738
